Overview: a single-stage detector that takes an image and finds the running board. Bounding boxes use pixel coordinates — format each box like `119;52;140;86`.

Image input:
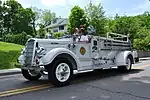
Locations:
73;69;93;74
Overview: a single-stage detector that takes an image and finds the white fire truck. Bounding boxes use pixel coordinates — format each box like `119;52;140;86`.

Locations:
18;32;134;87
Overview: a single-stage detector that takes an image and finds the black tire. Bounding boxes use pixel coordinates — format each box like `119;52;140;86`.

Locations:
135;57;139;62
48;58;73;87
118;56;132;72
22;69;41;81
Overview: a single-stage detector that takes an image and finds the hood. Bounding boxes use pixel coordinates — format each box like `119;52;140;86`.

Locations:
28;38;73;45
26;38;73;53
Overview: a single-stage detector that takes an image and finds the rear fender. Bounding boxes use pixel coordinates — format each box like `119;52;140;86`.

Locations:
115;51;134;66
40;48;80;70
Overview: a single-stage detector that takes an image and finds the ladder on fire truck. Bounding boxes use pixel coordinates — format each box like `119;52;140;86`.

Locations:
103;32;133;51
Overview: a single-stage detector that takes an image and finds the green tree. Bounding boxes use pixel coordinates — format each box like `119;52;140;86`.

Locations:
2;0;22;33
108;15;141;43
0;0;3;37
11;8;34;36
37;24;46;38
31;7;42;35
85;1;106;35
67;6;88;34
106;12;150;50
133;27;150;51
41;9;56;27
2;0;35;36
137;11;150;29
31;7;56;35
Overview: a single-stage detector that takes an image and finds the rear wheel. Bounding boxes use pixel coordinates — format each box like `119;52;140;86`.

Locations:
48;58;73;87
135;57;139;62
22;69;41;81
118;57;132;72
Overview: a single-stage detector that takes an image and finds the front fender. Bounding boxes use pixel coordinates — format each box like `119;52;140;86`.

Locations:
115;51;134;66
40;48;80;67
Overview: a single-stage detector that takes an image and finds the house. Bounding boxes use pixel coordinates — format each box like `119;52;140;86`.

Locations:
44;18;68;33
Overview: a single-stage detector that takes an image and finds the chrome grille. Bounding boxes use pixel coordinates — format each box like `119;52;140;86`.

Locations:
24;39;35;67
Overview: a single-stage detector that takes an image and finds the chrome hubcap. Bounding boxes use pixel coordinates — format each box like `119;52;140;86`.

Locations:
55;63;70;82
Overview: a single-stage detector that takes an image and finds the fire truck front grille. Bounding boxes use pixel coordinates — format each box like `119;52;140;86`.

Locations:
25;40;35;67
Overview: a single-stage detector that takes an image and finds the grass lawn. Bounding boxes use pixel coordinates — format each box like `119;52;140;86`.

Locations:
0;42;24;69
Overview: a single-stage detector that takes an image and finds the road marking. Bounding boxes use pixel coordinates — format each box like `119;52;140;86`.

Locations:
0;84;53;97
0;85;51;97
0;84;50;95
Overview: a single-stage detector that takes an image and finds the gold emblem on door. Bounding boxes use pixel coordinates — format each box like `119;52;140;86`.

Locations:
80;47;86;55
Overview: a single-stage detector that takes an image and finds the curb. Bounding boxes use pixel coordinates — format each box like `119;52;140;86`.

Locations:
139;57;150;61
0;68;21;76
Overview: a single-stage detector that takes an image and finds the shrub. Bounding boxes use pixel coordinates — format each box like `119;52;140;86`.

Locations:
53;32;65;38
2;32;32;45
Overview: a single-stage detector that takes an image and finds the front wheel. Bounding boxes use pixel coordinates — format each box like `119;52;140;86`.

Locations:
118;57;132;72
48;58;73;87
22;69;41;81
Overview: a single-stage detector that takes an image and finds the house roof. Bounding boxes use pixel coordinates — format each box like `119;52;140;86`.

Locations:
44;18;68;29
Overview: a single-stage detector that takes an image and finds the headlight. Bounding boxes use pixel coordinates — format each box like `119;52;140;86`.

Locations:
36;47;46;58
21;48;25;54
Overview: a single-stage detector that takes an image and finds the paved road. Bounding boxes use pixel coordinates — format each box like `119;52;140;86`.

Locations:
0;60;150;100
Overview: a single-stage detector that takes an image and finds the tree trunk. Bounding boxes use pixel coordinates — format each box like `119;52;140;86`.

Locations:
33;22;37;35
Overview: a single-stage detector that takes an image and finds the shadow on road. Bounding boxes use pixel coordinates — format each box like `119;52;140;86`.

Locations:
71;68;144;84
22;68;144;86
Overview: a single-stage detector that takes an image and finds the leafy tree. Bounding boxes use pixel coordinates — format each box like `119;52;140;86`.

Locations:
108;15;141;43
31;7;56;35
85;1;106;35
11;8;34;36
1;0;35;36
2;0;22;33
31;7;42;35
41;9;56;27
133;27;150;51
106;12;150;51
67;6;88;34
37;24;46;38
0;0;3;37
136;11;150;29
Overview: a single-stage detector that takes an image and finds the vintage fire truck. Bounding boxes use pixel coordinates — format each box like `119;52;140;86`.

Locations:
18;31;134;87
